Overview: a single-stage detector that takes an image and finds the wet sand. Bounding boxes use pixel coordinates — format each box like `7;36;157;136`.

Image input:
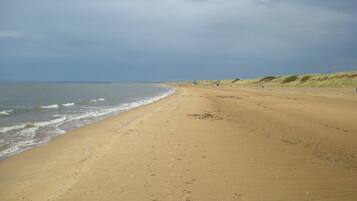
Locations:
0;85;357;201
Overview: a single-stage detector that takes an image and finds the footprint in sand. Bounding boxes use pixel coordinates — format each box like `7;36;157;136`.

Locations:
234;192;242;199
144;182;152;187
182;189;192;201
184;178;196;185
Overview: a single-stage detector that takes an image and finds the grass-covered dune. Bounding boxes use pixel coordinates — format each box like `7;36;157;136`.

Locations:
196;71;357;88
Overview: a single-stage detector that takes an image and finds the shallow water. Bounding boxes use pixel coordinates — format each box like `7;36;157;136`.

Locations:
0;82;174;159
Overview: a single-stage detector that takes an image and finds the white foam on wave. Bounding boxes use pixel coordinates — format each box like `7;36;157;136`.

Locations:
41;104;59;109
0;109;13;116
40;102;75;109
109;88;176;113
90;98;106;103
66;109;116;121
62;102;75;107
0;139;38;159
0;88;176;159
0;116;68;159
52;88;175;124
19;125;39;138
21;117;67;138
0;124;26;133
0;117;67;137
35;116;67;127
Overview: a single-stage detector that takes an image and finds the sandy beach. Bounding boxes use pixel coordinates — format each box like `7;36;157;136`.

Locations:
0;85;356;201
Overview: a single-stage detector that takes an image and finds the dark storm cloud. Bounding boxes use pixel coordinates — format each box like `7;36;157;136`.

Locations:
0;0;356;81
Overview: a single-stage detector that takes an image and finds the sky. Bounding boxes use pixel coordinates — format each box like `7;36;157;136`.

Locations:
1;0;357;82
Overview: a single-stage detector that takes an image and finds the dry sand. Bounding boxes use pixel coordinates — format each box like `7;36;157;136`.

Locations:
0;85;357;201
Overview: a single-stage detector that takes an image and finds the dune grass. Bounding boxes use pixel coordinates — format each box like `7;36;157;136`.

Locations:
195;71;357;88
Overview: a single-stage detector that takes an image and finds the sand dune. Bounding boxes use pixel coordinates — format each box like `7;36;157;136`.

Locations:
0;86;356;201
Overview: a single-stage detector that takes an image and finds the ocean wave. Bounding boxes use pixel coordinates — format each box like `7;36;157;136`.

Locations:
90;98;106;102
64;108;118;122
112;88;175;112
0;88;176;159
0;89;175;135
19;125;39;138
0;124;26;133
28;117;66;138
0;116;68;158
62;102;75;107
0;116;67;134
41;104;59;109
35;116;67;127
69;89;175;121
52;89;175;125
0;139;39;159
19;117;66;138
0;109;13;116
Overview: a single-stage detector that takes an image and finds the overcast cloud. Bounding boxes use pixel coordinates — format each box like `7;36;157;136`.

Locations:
1;0;356;81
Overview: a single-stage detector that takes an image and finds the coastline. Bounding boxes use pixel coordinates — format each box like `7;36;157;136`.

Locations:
1;86;357;201
0;86;175;160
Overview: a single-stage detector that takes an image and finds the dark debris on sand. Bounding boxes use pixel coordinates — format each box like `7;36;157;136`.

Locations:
187;112;222;120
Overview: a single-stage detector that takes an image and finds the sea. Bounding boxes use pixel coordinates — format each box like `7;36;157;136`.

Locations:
0;82;175;159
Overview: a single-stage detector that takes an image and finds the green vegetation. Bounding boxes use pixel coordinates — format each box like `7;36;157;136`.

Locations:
259;76;277;82
282;75;298;83
301;75;312;82
194;71;357;88
232;78;240;83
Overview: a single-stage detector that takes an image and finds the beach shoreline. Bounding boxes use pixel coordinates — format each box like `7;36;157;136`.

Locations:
1;85;356;201
0;84;175;160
